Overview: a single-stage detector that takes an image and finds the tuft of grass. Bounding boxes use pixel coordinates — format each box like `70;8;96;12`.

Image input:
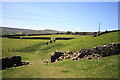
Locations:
60;69;69;73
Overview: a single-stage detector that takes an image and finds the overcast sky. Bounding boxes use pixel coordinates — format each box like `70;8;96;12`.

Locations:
1;2;118;32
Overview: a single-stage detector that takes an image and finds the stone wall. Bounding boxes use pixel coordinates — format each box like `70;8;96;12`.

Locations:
1;56;30;69
55;37;74;40
98;30;119;36
79;42;120;58
93;30;120;37
44;42;120;63
51;51;64;62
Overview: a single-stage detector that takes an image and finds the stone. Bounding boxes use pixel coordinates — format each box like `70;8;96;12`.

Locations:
51;51;64;62
44;42;120;63
44;60;49;63
2;55;30;69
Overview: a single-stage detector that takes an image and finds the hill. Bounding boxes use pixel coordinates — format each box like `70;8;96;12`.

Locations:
2;30;120;78
0;27;63;35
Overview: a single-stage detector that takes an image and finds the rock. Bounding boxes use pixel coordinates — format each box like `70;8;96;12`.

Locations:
78;42;120;59
66;51;73;54
44;60;49;63
51;51;64;62
57;57;63;61
2;55;30;69
45;42;120;63
65;55;70;59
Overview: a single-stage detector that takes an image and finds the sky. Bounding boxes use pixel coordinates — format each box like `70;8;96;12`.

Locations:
1;2;118;32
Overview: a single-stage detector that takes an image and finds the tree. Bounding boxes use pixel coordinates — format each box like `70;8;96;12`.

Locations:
66;31;72;35
75;32;79;35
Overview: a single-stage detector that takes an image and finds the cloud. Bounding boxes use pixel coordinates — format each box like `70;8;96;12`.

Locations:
74;27;80;31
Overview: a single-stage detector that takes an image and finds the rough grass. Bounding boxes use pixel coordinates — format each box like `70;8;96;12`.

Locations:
2;31;119;78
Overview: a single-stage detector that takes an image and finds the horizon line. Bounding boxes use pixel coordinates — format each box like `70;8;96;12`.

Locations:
0;26;119;32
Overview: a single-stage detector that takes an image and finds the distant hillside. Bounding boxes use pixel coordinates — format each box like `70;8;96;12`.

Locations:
0;27;64;35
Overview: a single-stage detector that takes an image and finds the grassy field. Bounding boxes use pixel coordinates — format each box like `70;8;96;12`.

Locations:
2;31;120;78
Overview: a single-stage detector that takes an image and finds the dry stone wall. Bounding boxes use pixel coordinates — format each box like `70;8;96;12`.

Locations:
44;42;120;63
79;42;120;58
51;51;64;62
1;56;30;69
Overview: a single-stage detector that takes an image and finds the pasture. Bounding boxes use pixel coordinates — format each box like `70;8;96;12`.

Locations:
2;31;120;78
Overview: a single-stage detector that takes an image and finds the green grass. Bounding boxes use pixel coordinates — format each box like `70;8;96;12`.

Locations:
19;34;80;38
2;31;119;78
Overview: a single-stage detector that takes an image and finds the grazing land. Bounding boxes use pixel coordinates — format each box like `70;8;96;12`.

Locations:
2;31;120;78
